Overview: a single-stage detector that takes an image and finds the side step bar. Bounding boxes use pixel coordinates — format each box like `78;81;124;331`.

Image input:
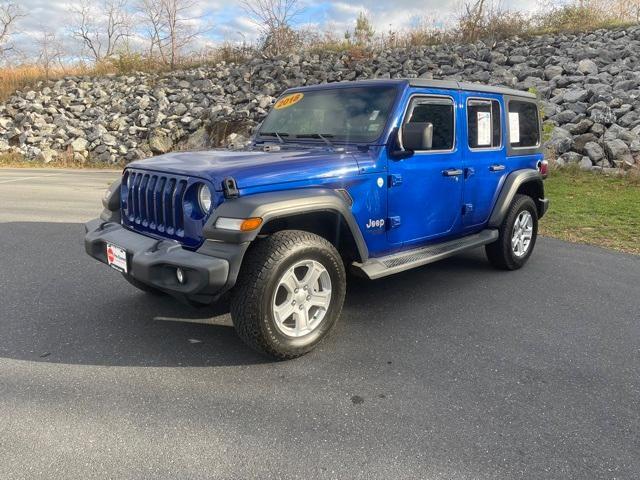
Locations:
352;229;499;280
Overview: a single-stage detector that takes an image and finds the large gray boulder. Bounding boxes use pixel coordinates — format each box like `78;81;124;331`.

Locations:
558;151;583;164
583;141;605;163
149;131;173;154
567;119;594;135
604;139;635;168
36;149;57;163
544;65;564;80
578;59;598;75
70;137;89;153
547;127;574;155
573;133;598;153
563;89;589;103
579;156;593;170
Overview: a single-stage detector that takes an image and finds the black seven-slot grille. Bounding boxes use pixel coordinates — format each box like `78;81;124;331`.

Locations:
121;169;209;248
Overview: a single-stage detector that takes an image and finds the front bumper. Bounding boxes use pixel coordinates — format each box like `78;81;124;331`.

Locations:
85;218;245;304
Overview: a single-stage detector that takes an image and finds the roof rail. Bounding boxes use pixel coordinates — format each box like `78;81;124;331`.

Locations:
284;78;537;99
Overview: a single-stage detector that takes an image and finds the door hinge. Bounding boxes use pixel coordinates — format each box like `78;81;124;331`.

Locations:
387;216;401;229
388;174;403;187
462;203;474;215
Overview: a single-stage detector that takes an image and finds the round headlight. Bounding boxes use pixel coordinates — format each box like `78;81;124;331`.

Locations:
198;184;212;213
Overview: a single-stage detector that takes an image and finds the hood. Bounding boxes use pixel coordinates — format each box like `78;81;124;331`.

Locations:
127;148;360;190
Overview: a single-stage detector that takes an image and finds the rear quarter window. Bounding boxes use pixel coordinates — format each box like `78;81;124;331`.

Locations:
508;100;540;148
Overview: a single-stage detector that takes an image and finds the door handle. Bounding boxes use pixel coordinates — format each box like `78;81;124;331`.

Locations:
489;164;506;172
442;168;464;177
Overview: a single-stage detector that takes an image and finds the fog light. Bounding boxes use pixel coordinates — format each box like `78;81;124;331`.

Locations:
176;268;186;284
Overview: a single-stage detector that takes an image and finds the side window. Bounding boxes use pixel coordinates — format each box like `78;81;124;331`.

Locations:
508;100;540;148
405;97;455;151
467;99;501;149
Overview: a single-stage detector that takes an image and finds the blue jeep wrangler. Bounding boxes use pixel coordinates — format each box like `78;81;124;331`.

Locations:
86;79;549;359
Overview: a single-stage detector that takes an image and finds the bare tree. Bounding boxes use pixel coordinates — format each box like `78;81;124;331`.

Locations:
240;0;303;55
35;29;65;79
138;0;208;69
0;2;24;59
69;0;131;63
457;0;487;42
612;0;640;21
139;0;166;61
456;0;531;43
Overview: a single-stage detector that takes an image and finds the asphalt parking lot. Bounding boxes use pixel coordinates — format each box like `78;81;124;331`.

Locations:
0;168;639;479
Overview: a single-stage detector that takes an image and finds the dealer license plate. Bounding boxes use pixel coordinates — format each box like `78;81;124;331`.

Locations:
106;243;128;273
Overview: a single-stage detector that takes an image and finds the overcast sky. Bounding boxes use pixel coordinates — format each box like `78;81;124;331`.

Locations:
8;0;544;60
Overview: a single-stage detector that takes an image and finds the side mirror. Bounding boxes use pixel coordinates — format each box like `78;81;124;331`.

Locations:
402;122;433;151
388;127;413;160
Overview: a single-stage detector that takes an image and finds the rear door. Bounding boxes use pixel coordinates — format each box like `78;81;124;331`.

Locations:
460;93;508;228
387;91;464;247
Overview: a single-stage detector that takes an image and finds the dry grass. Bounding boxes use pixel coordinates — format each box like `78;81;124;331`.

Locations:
535;4;636;35
0;47;257;102
0;152;123;169
0;64;112;102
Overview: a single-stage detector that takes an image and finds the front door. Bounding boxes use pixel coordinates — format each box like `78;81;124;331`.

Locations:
387;93;464;247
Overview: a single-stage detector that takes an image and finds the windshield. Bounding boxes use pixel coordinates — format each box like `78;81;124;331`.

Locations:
257;86;398;144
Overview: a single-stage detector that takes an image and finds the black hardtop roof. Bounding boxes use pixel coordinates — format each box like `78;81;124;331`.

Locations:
287;78;537;99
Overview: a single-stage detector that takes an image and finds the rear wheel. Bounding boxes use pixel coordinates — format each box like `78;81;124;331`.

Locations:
485;194;538;270
231;230;346;360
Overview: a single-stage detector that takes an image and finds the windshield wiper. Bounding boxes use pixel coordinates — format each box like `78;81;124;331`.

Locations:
295;133;336;149
259;131;289;143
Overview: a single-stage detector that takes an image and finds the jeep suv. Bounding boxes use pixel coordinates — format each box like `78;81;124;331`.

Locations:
86;79;549;359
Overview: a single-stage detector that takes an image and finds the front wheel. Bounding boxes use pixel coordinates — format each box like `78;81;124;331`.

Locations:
230;230;346;359
485;194;538;270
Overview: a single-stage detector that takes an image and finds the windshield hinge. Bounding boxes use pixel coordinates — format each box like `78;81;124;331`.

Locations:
222;177;239;199
263;144;281;152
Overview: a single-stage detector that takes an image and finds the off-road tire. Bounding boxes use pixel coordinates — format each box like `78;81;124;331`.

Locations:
485;194;538;270
230;230;346;360
122;274;165;295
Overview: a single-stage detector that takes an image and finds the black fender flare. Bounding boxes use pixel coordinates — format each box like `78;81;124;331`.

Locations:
102;178;121;212
488;169;546;228
100;177;122;223
202;188;369;261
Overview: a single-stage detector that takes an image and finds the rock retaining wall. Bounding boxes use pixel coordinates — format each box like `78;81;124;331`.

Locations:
1;26;640;169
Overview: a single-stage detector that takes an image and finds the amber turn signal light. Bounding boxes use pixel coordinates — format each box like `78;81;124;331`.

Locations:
240;217;263;231
215;216;263;231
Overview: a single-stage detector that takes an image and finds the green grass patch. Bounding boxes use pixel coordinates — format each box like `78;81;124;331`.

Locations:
540;168;640;254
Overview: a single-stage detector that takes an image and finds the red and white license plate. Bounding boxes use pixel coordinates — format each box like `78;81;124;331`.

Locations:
106;243;128;273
